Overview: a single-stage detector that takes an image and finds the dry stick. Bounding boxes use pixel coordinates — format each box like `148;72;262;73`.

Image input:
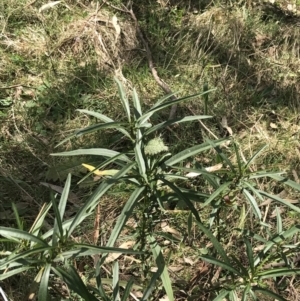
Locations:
126;6;178;120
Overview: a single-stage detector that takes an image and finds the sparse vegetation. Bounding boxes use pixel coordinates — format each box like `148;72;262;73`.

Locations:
1;0;300;300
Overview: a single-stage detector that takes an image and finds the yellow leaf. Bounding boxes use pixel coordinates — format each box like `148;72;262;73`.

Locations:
82;164;119;177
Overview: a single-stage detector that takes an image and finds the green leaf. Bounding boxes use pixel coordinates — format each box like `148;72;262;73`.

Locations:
67;162;136;237
112;261;120;301
56;243;142;261
138;89;216;124
99;186;145;264
11;203;23;230
52;148;131;163
134;129;146;181
38;264;51;301
252;287;287;301
160;178;201;222
75;122;131;139
200;255;243;276
29;202;52;237
257;268;300;279
52;265;98;301
52;174;71;245
0;228;49;247
165;138;227;166
146;235;174;301
0;247;51;269
245;145;268;170
121;278;134;301
276;206;283;234
258;190;300;214
202;182;231;207
243;189;262;220
115;77;131;123
267;174;300;191
212;289;230;301
145;115;211;135
194;221;230;264
0;266;33;280
248;171;285;179
132;88;142;119
244;238;254;272
241;285;251;301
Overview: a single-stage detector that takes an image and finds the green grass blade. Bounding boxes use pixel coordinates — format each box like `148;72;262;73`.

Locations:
242;285;251;301
112;261;120;301
52;265;98;301
150;92;178;109
51;148;131;163
38;264;51;301
147;235;174;301
115;77;131;122
248;171;285;179
134;129;146;180
252;287;287;301
165;138;227;166
242;188;262;220
0;227;49;247
194;221;230;263
76;109;114;122
145;115;211;135
29;202;52;237
11;203;23;230
276;206;283;234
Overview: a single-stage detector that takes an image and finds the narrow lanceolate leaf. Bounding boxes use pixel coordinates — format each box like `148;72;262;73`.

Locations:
242;285;251;301
134;129;146;180
202;182;231;207
67;162;136;237
148;235;174;301
258;190;300;214
29;202;52;237
244;238;254;272
194;221;231;264
0;266;33;280
51;148;131;163
200;255;243;276
74;122;131;139
161;178;201;222
112;261;120;301
52;266;98;301
77;109;132;140
115;77;131;122
132;88;142;119
276;206;283;234
53;173;71;246
245;145;268;170
0;228;49;247
38;264;51;301
121;279;134;301
138;89;216;124
165;138;227;166
252;287;287;301
99;186;145;264
257;268;300;279
243;189;262;220
145;115;211;135
82;164;119;177
212;289;230;301
267;174;300;191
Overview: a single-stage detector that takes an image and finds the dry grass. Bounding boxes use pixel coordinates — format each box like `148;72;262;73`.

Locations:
1;0;300;300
